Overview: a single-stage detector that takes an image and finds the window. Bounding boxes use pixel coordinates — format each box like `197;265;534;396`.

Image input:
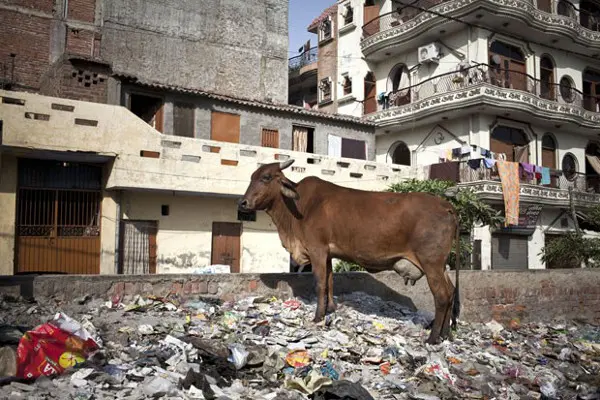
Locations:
129;93;164;133
237;209;256;222
261;128;279;148
319;17;332;42
342;75;352;96
490;126;529;162
173;102;195;138
541;134;557;169
342;4;353;25
319;78;332;103
341;138;366;160
562;153;578;181
539;55;555;100
389;141;411;165
557;0;576;17
559;76;575;103
583;69;600;112
489;41;527;91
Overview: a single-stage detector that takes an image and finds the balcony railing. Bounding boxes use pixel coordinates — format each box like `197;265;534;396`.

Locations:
455;161;591;192
362;0;448;39
361;0;600;39
375;63;600;114
289;47;318;72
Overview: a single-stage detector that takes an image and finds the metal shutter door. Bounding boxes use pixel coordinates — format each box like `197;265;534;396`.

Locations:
491;233;528;270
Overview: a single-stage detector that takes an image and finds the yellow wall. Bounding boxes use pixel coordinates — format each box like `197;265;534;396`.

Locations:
121;192;289;273
0;154;17;275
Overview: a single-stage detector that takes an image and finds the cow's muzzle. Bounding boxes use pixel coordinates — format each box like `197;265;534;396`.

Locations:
238;198;250;211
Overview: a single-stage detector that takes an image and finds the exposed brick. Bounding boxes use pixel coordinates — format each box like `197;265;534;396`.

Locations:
66;28;94;56
170;282;183;295
1;0;54;13
208;281;218;295
198;281;208;294
67;0;96;22
248;280;258;292
183;281;192;295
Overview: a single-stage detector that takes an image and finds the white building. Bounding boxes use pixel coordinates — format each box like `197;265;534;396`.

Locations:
325;0;600;269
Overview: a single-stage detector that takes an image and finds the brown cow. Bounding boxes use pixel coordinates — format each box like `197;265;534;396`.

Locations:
239;159;461;344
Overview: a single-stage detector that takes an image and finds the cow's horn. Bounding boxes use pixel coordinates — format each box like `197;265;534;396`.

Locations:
279;159;295;170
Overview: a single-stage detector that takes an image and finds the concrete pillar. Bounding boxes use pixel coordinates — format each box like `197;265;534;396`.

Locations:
0;154;17;275
528;226;545;269
473;225;492;270
100;191;118;274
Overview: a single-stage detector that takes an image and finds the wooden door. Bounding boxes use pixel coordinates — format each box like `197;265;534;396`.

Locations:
119;220;158;274
211;111;241;165
363;1;380;36
211;222;242;273
261;128;279;148
364;72;377;115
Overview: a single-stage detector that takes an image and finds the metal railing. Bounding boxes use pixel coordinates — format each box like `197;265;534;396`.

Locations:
362;0;600;39
374;63;599;114
288;47;318;72
455;160;592;192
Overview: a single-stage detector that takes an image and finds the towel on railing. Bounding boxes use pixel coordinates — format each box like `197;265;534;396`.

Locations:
496;160;520;227
483;158;496;169
541;167;551;185
521;163;535;181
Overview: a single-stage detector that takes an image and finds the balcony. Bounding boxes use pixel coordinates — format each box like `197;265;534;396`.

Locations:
364;64;600;130
0;90;410;196
440;161;600;206
361;0;600;60
288;47;318;76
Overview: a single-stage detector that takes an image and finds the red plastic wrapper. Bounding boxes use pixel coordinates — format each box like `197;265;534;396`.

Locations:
16;313;101;379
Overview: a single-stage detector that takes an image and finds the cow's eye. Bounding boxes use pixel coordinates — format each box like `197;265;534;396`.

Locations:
261;174;272;182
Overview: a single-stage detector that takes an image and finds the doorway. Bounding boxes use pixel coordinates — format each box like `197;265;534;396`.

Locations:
211;222;242;273
364;71;377;114
119;220;158;274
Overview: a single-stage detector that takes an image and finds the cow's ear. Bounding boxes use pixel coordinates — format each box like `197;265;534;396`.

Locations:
281;178;299;200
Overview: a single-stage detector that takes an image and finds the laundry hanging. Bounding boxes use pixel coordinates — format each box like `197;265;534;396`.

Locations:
496;160;520;227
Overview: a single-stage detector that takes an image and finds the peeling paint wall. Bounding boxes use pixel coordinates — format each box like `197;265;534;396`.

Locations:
120;192;289;274
0;154;17;276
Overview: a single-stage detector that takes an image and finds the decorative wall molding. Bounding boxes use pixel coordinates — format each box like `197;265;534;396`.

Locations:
364;84;600;129
361;0;600;56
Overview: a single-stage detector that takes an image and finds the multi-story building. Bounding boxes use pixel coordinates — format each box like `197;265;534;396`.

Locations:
0;0;399;276
311;0;600;269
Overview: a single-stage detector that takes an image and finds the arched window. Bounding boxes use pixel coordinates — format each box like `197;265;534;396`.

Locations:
387;64;411;106
389;142;411;165
585;143;600;191
541;134;557;169
490;126;530;162
363;71;377;114
540;55;555;100
557;0;576;17
580;0;600;31
489;41;527;91
583;69;600;112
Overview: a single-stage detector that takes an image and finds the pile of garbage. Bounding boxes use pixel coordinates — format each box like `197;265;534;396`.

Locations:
0;291;599;399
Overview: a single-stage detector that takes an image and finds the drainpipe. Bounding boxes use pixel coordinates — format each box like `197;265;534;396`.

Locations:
113;190;122;274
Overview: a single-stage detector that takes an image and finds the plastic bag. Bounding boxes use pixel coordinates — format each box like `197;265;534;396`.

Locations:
228;344;249;370
16;312;100;379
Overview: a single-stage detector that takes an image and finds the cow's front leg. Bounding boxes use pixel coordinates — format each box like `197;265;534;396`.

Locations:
326;258;336;314
310;250;328;323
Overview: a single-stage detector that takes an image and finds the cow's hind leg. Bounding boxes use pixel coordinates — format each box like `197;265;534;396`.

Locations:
310;249;328;323
424;268;453;344
326;258;336;314
440;272;456;340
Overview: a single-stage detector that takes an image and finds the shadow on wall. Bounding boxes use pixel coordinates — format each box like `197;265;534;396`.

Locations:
258;271;421;319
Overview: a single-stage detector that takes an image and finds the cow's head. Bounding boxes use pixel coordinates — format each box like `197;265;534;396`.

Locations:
238;159;298;211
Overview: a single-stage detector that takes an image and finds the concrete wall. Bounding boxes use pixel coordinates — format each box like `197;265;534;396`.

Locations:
121;192;288;274
1;270;599;326
0;154;17;276
148;89;377;160
101;0;289;104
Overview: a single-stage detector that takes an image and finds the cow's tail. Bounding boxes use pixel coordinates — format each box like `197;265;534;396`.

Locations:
451;218;461;330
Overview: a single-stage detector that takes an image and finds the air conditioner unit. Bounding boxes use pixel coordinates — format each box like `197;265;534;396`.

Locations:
418;43;441;64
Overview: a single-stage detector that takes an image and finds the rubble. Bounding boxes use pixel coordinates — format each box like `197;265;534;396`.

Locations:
0;291;599;399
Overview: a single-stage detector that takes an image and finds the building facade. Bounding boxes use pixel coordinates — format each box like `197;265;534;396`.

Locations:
323;0;600;269
0;0;390;276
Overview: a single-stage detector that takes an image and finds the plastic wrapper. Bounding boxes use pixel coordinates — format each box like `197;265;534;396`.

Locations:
16;313;100;379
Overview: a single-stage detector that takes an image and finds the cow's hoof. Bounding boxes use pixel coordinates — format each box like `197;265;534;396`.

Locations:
326;302;337;314
404;277;409;285
411;279;416;286
425;335;441;345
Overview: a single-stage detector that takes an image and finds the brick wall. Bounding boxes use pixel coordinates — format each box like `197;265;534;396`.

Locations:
1;0;54;13
0;9;51;90
316;14;338;114
39;58;109;103
67;0;96;22
1;270;599;325
66;28;94;56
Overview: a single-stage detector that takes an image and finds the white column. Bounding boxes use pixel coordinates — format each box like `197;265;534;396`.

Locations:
528;226;546;269
473;225;492;270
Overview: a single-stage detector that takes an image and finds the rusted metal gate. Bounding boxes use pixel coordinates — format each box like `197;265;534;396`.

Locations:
119;220;158;274
16;159;102;274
